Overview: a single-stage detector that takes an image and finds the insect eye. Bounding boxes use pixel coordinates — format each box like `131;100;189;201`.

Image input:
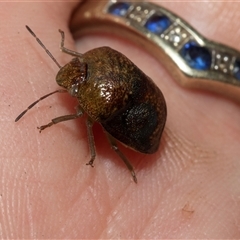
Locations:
69;82;80;97
80;67;87;83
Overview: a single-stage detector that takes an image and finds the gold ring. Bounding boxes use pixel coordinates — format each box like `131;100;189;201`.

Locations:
70;0;240;103
70;0;240;102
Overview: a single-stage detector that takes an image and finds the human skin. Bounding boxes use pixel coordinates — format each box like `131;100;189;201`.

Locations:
1;1;240;238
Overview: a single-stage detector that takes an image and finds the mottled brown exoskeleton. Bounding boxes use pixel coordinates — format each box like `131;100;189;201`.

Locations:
15;26;167;183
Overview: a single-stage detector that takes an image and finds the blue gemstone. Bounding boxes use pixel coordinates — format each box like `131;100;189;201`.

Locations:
144;14;171;34
233;59;240;80
108;2;130;16
180;41;212;70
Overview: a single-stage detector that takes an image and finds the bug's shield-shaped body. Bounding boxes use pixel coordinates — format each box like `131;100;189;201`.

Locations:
56;47;167;154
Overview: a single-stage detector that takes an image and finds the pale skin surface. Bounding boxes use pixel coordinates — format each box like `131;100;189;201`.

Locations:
1;1;240;238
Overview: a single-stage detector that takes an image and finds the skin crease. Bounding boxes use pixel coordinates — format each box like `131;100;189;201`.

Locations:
1;1;240;238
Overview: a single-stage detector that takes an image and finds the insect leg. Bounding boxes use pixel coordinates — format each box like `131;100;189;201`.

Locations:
105;133;137;183
38;105;84;132
85;118;96;167
58;29;83;58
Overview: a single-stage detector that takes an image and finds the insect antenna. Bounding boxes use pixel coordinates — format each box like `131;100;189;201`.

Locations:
15;89;67;122
26;25;62;69
15;26;67;122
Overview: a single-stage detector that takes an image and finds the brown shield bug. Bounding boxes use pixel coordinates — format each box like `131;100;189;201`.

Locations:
15;26;167;183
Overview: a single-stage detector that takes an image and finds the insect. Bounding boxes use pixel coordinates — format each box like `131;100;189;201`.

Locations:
15;25;167;183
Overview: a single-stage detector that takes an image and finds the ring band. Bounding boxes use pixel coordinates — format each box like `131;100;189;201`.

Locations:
70;0;240;103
